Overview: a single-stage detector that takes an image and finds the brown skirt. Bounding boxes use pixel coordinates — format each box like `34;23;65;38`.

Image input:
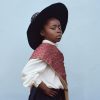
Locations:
28;86;65;100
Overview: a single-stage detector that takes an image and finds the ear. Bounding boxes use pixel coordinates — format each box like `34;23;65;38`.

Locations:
40;30;45;36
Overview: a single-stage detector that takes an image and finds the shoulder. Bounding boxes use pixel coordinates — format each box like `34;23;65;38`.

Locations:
34;43;58;53
30;43;59;59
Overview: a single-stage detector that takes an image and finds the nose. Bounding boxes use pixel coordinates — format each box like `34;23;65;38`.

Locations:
57;30;62;35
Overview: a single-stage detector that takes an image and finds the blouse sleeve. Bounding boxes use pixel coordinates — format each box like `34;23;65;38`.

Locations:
21;58;47;88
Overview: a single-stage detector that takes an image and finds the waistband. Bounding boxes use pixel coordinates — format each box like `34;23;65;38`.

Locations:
49;88;64;92
31;85;65;92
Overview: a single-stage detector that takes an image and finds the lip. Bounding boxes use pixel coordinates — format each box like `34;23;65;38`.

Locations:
57;37;61;38
57;37;61;40
57;36;62;39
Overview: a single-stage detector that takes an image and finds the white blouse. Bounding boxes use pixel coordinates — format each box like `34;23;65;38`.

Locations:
21;39;64;89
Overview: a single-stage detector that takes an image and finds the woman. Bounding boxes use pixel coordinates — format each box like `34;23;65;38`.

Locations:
21;2;69;100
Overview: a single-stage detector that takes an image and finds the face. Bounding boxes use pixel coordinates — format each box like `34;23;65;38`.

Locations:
41;18;63;43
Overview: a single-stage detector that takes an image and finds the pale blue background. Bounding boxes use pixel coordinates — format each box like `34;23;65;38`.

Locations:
0;0;100;100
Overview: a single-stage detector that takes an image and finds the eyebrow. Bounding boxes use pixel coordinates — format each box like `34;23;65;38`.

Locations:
50;24;61;27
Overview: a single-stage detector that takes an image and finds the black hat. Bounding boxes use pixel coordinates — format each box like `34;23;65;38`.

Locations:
27;2;68;50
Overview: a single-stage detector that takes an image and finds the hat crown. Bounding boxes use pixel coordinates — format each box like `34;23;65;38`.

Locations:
31;12;39;22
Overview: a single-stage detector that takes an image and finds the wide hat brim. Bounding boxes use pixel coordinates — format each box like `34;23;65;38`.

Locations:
27;3;68;50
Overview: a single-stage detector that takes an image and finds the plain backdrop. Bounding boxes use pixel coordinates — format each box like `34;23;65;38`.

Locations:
0;0;100;100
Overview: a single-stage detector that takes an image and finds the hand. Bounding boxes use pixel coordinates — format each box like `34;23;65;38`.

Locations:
38;81;58;97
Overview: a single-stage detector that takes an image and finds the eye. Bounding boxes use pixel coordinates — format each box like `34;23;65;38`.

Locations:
50;27;56;30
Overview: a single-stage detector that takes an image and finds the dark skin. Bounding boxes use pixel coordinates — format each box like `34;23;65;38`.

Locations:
38;82;58;97
32;18;63;97
41;18;63;43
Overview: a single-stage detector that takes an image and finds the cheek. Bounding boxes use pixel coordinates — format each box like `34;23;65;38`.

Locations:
47;31;56;37
48;29;56;35
44;28;56;38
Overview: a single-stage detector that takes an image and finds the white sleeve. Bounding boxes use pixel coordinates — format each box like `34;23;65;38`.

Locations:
21;58;47;88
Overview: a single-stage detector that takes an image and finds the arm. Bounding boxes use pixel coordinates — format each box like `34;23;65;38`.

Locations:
21;58;47;88
21;58;58;96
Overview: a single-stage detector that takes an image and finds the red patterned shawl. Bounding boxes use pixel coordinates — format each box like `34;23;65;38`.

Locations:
30;43;67;81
